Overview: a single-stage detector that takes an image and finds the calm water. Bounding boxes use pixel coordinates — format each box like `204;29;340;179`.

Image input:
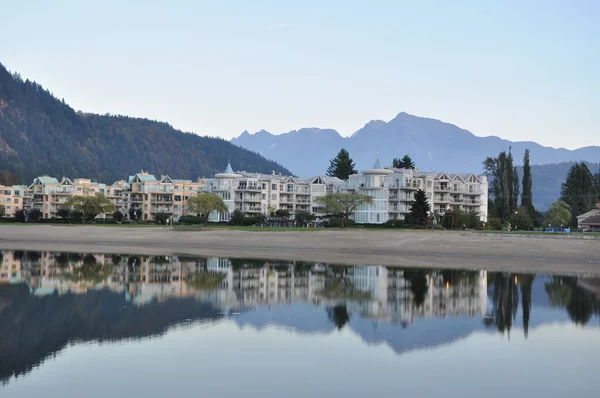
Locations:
1;250;599;398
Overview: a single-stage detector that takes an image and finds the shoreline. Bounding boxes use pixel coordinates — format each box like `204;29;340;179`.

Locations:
0;225;598;276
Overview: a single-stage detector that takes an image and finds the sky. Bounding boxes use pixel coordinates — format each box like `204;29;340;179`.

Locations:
1;0;599;149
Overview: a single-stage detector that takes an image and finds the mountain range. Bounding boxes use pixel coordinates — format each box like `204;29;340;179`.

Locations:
232;112;599;177
232;113;600;210
0;62;290;184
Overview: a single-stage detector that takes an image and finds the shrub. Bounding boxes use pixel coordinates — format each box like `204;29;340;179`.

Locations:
324;218;355;228
120;220;131;225
179;215;205;225
14;210;26;223
486;218;503;231
113;210;124;222
383;219;404;228
27;208;42;222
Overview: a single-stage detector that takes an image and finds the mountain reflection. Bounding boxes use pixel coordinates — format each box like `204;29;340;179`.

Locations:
1;250;599;384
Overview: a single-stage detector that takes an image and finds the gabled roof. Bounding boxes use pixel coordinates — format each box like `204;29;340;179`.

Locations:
160;175;173;183
60;177;74;185
29;176;59;188
285;176;298;184
128;173;157;183
577;208;600;220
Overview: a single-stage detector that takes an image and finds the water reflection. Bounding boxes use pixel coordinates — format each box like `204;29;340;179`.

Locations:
1;249;599;387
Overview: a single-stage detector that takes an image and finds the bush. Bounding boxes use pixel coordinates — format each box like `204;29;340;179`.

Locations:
113;210;124;222
120;220;131;225
509;208;534;231
324;218;355;228
38;218;67;224
486;218;503;231
179;215;205;225
14;210;26;223
383;219;404;228
91;218;117;224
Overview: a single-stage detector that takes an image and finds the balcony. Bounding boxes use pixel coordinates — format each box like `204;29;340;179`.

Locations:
151;206;174;213
434;186;451;192
239;206;262;213
296;199;310;204
235;195;261;202
280;196;294;203
389;195;399;200
237;186;261;192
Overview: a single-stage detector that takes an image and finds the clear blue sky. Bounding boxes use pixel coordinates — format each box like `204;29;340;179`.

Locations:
1;0;598;149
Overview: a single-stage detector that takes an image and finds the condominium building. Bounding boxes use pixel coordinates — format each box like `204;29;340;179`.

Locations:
203;162;342;222
342;159;488;224
125;171;205;221
25;176;108;219
0;184;28;217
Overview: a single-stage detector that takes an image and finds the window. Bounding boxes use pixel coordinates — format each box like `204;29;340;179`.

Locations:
427;181;432;188
13;199;18;204
272;194;277;200
262;193;266;200
262;183;267;190
3;190;11;195
271;184;277;190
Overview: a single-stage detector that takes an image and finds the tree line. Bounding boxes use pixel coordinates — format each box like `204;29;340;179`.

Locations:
485;148;600;229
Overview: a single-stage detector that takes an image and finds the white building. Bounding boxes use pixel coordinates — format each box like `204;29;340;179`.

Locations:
203;162;343;221
340;158;488;224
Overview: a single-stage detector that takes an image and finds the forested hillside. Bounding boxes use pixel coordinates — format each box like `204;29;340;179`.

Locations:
0;63;290;184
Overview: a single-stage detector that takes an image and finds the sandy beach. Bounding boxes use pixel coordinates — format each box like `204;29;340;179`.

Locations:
0;225;598;275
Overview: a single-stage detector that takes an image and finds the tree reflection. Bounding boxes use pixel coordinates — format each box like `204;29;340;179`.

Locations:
403;269;429;307
545;277;598;326
327;304;350;330
518;274;534;338
62;258;113;284
489;273;519;335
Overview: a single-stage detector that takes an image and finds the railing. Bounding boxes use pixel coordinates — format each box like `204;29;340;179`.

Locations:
237;186;261;191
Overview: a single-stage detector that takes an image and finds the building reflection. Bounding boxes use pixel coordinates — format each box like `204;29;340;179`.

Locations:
1;250;490;325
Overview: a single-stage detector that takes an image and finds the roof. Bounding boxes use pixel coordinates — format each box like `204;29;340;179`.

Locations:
577;208;600;220
37;176;59;184
580;214;600;226
373;158;383;169
128;173;157;183
224;162;234;174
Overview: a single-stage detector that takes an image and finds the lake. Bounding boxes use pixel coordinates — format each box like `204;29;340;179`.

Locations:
1;250;599;397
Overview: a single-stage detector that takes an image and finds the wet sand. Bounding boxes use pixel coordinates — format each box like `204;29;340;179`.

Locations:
0;225;598;275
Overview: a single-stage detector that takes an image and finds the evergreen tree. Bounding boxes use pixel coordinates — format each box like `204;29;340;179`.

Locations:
392;154;416;170
483;148;520;221
560;163;597;226
409;189;431;225
326;149;357;180
520;149;536;221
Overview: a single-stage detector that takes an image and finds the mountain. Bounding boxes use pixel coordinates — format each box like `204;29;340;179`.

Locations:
232;112;599;179
0;63;290;184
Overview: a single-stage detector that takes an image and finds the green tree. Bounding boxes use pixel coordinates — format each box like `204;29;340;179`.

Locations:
187;193;228;226
57;207;70;219
64;193;115;224
113;210;123;222
316;192;373;227
0;204;5;219
326;149;357;180
521;149;536;222
295;211;315;227
27;208;42;222
484;149;520;221
154;212;171;225
14;209;25;223
0;171;21;185
508;207;534;230
560;163;597;226
409;189;431;225
392;154;416;170
129;207;142;220
544;201;572;228
275;209;290;218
